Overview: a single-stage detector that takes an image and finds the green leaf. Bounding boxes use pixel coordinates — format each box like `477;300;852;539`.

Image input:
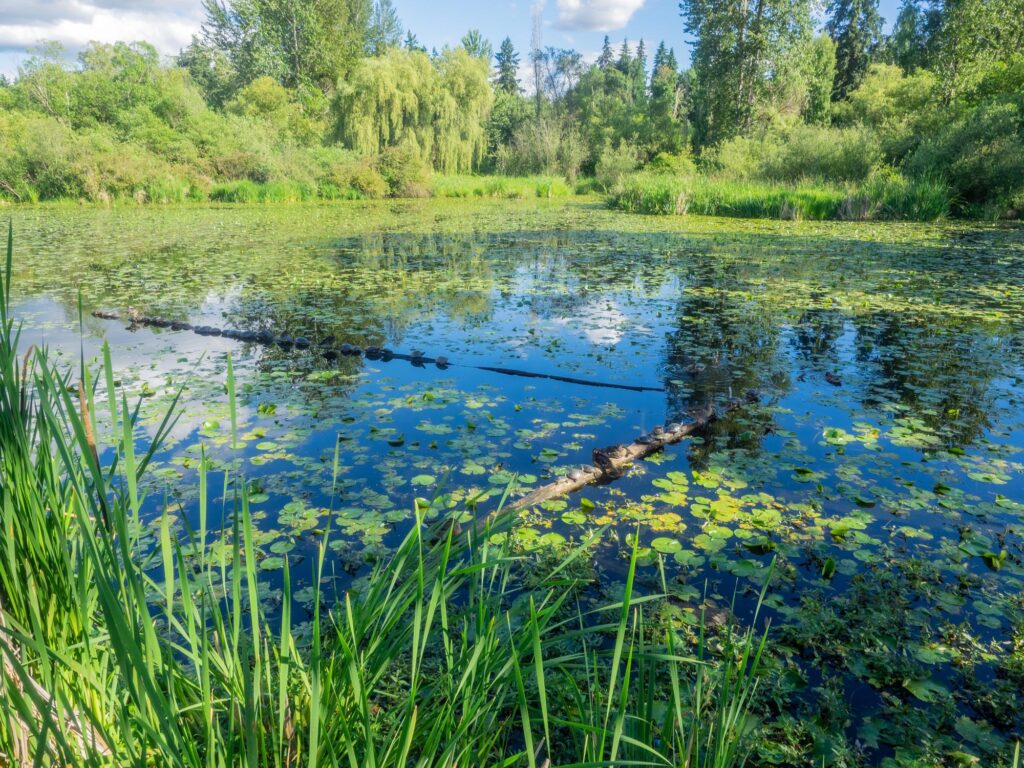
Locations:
903;677;948;703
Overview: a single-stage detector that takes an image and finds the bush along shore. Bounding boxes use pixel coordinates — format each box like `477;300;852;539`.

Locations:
0;228;774;766
608;171;956;222
2;14;1022;222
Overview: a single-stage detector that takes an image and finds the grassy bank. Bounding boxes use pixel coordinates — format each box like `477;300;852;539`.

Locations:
0;227;767;766
0;174;582;206
430;174;575;199
609;172;955;222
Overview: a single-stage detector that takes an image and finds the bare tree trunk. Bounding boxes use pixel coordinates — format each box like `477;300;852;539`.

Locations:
735;0;750;132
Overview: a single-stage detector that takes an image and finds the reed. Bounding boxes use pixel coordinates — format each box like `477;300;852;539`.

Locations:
609;173;953;222
430;175;575;200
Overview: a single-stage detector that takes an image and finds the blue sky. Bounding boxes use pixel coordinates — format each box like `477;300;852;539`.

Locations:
0;0;904;78
403;0;903;66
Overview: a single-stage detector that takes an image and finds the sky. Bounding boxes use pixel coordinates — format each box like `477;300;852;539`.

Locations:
0;0;904;79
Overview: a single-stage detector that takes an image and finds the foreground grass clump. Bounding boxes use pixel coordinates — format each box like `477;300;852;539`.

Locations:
610;172;953;221
0;227;768;767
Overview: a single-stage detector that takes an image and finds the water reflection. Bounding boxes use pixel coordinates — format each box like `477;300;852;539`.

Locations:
7;202;1024;761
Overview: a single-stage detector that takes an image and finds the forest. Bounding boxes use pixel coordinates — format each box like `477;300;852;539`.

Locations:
0;0;1022;218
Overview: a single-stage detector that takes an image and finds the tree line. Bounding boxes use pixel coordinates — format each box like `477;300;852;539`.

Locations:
0;0;1021;215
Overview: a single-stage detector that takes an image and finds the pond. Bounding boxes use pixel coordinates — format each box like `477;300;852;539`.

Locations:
8;199;1024;763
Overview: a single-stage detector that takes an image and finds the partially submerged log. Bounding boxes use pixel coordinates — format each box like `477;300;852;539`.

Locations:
509;398;746;511
90;310;665;393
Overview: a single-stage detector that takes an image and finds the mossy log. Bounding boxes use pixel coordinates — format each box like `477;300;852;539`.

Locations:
509;398;744;511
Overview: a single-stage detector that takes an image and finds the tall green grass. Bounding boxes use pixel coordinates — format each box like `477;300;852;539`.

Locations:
209;180;318;203
610;172;954;222
0;225;770;766
430;175;575;200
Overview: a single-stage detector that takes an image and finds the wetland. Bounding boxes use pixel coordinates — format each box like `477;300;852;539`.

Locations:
7;198;1024;765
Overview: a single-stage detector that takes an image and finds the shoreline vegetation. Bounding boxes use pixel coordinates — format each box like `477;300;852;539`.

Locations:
1;0;1022;223
608;171;956;222
0;171;989;224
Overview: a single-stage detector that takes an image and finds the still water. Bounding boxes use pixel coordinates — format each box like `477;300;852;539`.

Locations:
8;199;1024;761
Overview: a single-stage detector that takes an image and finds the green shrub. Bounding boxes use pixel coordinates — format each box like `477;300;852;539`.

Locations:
609;173;689;215
377;140;432;197
594;142;639;192
0;111;206;204
430;175;476;197
140;175;194;204
834;64;942;162
710;124;882;184
484;178;516;197
534;176;572;198
209;179;261;202
428;174;575;200
349;165;388;198
842;170;952;221
646;151;697;176
497;118;586;182
610;172;948;221
318;182;362;200
686;179;846;220
905;102;1024;216
207;180;311;203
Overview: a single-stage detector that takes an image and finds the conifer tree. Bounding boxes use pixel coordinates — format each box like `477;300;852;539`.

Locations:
826;0;883;98
886;0;935;71
598;36;614;69
494;37;521;93
616;39;632;74
651;41;668;80
403;30;425;52
367;0;402;55
461;29;493;60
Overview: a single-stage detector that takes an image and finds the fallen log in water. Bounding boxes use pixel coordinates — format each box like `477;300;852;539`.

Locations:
509;398;745;510
89;310;665;393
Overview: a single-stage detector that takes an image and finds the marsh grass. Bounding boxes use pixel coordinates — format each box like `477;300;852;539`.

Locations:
430;175;575;200
0;225;771;766
29;175;578;205
610;173;954;222
209;180;319;203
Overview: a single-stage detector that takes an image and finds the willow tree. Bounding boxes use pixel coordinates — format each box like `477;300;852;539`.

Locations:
333;47;492;174
433;48;493;173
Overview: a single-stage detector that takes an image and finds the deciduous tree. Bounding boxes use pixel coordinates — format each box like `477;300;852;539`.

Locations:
679;0;814;146
332;47;493;173
199;0;373;91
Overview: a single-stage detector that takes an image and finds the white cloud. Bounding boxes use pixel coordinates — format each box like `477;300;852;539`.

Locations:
0;1;203;59
554;0;646;31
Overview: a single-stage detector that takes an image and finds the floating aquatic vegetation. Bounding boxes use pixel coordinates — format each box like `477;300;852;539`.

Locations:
6;199;1024;764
